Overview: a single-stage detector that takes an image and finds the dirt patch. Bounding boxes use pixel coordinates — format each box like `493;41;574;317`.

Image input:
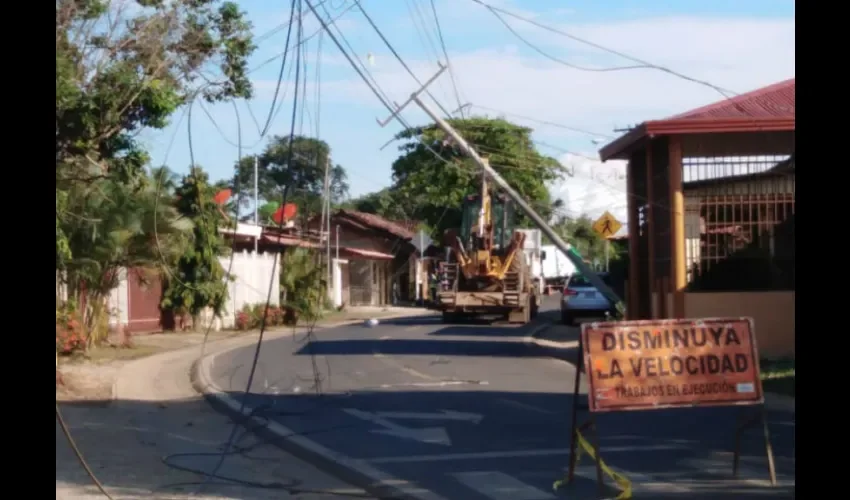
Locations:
56;363;121;402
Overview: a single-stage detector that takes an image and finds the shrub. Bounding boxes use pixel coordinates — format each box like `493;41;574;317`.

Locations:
56;303;86;355
235;310;252;331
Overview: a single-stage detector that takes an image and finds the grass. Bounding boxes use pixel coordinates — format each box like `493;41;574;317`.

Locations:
760;357;795;397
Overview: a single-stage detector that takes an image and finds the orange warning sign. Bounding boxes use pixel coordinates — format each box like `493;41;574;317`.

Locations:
581;317;764;412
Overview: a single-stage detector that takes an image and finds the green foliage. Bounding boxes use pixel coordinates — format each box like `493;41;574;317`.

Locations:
279;248;326;322
56;0;256;267
161;167;229;321
548;214;619;268
387;117;567;236
231;136;350;224
341;188;410;221
58;168;192;343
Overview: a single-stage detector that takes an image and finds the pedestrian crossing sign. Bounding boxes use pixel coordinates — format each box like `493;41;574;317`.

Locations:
592;211;622;238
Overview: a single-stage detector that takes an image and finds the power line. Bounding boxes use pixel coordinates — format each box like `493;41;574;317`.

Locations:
352;0;454;119
428;0;466;118
468;104;614;139
258;0;298;137
470;0;739;98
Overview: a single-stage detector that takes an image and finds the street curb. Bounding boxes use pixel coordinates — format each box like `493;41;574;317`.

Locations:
108;310;437;402
190;309;448;500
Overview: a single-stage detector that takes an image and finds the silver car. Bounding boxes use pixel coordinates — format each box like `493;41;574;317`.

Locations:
560;272;615;325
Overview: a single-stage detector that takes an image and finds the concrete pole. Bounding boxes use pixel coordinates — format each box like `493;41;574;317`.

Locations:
253;155;259;253
321;155;332;298
411;95;624;312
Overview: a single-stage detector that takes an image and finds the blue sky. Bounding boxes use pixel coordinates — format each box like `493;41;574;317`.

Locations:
141;0;794;221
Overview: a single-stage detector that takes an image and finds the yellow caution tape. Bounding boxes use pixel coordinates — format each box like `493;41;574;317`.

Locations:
552;430;633;499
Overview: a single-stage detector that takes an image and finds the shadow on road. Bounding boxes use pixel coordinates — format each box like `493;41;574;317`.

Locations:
57;385;795;500
294;337;572;359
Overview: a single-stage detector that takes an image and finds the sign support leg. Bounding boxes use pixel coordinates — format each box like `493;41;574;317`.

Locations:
732;405;777;486
566;336;584;483
586;417;606;497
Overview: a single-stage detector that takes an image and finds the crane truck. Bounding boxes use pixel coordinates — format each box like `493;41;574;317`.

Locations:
435;177;541;324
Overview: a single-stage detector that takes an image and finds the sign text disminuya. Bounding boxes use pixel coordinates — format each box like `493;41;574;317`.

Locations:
582;317;763;412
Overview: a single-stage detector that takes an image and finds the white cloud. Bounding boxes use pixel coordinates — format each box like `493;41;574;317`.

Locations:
553;153;628;223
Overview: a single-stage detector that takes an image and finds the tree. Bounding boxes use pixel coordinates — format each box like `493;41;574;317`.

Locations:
161;167;229;326
279;248;326;320
341;188;410;220
548;213;619;268
56;0;256;266
231;136;349;225
389;117;567;236
60;169;193;343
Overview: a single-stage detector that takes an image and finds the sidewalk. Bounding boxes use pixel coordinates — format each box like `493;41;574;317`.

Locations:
56;331;376;499
527;320;796;413
56;309;432;499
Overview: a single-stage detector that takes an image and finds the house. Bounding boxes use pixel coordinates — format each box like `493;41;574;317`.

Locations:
309;210;420;307
598;78;795;358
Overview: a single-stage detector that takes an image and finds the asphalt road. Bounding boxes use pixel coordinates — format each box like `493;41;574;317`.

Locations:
209;298;795;499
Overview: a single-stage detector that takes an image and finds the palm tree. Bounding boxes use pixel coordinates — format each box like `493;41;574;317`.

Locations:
60;171;192;344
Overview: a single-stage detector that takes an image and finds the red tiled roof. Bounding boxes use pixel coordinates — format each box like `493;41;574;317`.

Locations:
337;210;415;240
667;78;795;120
599;78;796;161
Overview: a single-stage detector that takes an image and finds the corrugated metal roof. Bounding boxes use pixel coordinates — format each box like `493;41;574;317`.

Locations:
337;210;415;240
668;78;795;121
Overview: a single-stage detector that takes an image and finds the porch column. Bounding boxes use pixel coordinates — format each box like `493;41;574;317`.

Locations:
645;142;656;319
626;152;640;320
668;136;686;318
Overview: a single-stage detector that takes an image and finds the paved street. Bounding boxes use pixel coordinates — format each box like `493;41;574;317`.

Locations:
206;298;795;499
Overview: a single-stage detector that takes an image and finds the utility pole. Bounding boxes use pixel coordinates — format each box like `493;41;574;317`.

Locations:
374;65;624;313
321;154;332;299
253;155;259;253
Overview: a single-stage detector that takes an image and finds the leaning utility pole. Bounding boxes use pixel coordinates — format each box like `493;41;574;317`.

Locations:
375;64;624;313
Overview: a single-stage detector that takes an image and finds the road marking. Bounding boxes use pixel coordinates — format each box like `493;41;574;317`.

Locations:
452;471;556;500
374;410;483;424
379;380;488;389
497;398;557;415
372;343;437;381
343;408;452;446
366;444;687;464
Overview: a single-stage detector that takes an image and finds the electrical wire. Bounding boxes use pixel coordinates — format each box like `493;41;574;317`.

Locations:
55;403;116;500
352;0;454;120
471;0;739;98
427;0;466;117
194;2;306;491
467;104;614;139
258;0;298;137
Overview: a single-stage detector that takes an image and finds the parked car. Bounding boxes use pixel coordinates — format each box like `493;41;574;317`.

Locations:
560;272;616;325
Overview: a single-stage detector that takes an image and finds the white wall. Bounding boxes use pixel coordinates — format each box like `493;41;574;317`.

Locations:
93;250;280;331
106;267;129;327
219;250;280;329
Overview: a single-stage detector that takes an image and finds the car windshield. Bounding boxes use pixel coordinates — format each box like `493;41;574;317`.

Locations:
568;273;611;288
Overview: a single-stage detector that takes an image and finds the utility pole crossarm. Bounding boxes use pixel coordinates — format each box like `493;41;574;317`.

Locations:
376;63;448;128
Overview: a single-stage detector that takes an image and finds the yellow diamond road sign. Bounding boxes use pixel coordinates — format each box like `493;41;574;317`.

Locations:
592;211;622;238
